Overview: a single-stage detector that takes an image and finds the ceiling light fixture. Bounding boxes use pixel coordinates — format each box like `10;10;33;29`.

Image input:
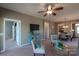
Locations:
63;18;68;28
46;10;52;14
38;4;64;16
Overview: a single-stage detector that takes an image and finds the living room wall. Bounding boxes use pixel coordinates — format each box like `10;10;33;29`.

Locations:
0;17;3;51
43;20;55;39
0;7;44;51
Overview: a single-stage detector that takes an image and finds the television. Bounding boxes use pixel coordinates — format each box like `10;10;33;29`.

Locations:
30;24;39;31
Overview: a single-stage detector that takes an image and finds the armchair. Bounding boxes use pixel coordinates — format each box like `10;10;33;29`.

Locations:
50;34;76;55
31;40;45;56
51;34;58;45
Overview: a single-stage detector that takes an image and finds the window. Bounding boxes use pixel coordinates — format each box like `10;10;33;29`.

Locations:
76;24;79;33
76;26;79;33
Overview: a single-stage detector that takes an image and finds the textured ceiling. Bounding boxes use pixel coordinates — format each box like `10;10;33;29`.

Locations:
0;3;79;22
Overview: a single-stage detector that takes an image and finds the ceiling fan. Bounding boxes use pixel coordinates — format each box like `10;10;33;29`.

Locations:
38;4;64;17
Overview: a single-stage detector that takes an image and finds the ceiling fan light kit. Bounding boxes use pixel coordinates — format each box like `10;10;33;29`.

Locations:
46;10;52;14
38;4;64;17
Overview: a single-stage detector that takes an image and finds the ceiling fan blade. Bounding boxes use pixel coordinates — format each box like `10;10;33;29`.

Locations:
38;11;45;13
44;13;47;16
52;12;56;16
54;7;64;11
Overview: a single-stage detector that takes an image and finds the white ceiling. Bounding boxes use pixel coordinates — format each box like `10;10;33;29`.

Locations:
0;3;79;22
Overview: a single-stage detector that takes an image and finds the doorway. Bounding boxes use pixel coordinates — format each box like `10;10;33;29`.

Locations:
3;18;21;51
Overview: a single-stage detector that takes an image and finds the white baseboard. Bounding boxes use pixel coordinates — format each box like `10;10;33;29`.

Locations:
21;43;30;47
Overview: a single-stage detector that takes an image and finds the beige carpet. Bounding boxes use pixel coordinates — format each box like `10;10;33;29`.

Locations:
5;39;17;50
42;39;78;56
0;45;33;56
0;39;78;56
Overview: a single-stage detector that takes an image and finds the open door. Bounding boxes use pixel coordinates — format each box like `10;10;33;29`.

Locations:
16;20;21;46
3;18;21;51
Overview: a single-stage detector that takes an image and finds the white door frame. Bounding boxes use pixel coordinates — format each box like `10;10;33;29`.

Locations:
12;22;16;40
3;18;21;51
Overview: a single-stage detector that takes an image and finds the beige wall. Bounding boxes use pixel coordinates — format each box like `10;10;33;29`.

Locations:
44;20;55;35
49;21;55;34
0;7;44;51
0;17;3;51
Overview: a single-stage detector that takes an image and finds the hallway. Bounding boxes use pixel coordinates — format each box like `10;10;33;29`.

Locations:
5;39;17;50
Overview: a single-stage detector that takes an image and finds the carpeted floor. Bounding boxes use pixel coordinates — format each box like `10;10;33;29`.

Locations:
0;45;33;56
0;38;78;56
5;39;17;50
63;38;78;47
